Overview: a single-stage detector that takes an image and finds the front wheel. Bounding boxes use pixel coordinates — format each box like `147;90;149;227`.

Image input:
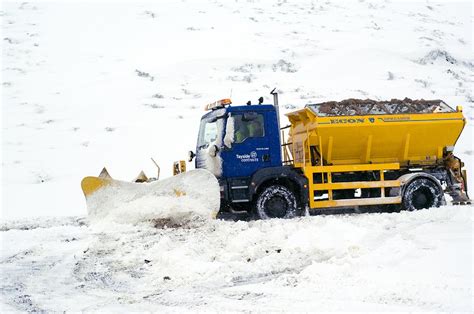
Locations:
402;178;444;211
254;185;297;220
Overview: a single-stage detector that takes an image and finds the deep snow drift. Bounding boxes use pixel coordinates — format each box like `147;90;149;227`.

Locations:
1;0;473;311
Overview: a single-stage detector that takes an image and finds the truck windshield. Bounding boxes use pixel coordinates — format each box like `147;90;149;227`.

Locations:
197;108;227;149
197;119;218;149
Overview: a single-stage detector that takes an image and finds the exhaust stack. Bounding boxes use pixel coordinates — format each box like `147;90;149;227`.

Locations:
270;88;281;131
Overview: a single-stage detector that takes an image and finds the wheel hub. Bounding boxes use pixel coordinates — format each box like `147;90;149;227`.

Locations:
265;196;288;218
412;187;434;209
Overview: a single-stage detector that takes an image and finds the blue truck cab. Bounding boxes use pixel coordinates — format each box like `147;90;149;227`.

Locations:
191;96;308;219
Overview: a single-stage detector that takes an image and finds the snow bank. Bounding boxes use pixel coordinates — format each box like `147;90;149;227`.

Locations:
1;206;472;311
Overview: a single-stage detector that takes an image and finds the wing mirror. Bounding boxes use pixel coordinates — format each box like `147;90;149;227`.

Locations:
188;150;195;162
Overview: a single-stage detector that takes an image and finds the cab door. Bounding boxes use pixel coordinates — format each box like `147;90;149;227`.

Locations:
220;110;279;179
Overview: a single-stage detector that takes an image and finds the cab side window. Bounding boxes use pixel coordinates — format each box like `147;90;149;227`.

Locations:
234;113;265;144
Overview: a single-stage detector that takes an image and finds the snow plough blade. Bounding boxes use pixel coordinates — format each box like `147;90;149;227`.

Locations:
81;169;220;223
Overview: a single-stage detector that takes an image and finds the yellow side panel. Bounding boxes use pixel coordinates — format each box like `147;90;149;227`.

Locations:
312;196;402;208
306;163;400;173
287;109;465;166
314;180;400;190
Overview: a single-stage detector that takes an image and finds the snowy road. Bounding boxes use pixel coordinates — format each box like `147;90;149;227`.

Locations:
1;207;472;311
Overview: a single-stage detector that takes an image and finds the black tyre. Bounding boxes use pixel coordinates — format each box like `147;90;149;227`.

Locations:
402;178;443;211
254;185;297;219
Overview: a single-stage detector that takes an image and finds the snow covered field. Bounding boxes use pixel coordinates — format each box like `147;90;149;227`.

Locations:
1;207;473;311
1;0;473;311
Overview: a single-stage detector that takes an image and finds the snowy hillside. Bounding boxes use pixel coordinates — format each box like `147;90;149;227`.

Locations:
1;0;473;311
2;0;473;219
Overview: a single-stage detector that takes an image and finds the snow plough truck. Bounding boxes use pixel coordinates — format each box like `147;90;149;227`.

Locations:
81;90;470;220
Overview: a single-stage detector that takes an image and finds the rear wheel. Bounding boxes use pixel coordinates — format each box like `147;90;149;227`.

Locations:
402;178;443;211
254;185;297;220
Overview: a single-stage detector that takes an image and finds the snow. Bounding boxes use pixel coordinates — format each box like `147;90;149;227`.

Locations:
85;169;220;224
1;206;472;311
1;0;473;311
204;147;223;177
2;0;473;218
204;117;224;177
223;114;235;148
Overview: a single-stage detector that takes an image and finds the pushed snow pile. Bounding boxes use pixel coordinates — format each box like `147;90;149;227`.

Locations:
84;169;220;225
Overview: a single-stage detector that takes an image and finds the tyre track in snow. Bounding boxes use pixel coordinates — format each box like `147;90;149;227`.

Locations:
1;223;88;312
1;206;472;311
0;216;87;232
1;216;348;310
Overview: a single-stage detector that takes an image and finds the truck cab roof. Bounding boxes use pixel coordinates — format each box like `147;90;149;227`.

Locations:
201;104;276;121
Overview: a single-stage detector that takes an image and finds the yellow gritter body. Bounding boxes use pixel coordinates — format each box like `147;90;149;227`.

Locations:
286;107;465;167
286;101;466;209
